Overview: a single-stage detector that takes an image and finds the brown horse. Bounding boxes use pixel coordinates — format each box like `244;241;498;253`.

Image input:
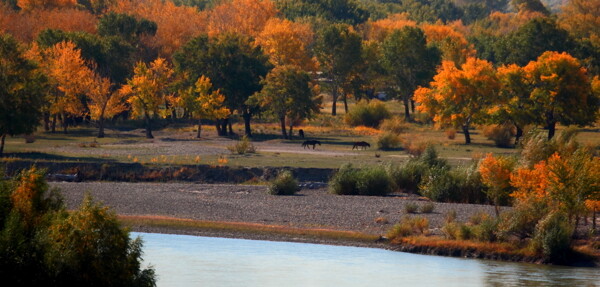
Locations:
352;141;370;150
302;140;321;149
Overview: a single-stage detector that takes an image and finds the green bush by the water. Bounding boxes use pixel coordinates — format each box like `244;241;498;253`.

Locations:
0;167;155;287
268;170;299;195
329;164;392;196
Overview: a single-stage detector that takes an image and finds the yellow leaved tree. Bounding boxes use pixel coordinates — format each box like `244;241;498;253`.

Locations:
177;76;230;138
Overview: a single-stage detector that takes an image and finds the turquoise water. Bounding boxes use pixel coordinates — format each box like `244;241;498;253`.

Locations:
134;232;600;287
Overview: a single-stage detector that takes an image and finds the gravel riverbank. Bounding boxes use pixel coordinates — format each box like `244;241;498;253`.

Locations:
52;182;497;237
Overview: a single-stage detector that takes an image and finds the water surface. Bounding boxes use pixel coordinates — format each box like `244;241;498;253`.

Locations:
134;232;599;287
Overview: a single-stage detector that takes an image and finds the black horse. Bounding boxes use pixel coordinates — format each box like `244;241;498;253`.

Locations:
352;141;371;150
302;140;321;149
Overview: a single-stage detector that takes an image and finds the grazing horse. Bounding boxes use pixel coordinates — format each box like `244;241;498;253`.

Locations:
302;140;321;149
298;129;305;139
352;141;371;150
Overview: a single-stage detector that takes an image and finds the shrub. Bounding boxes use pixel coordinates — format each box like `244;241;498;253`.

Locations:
420;163;488;204
329;165;392;196
498;199;549;240
387;216;429;239
472;216;499;242
445;209;457;223
268;171;299;195
387;161;428;193
380;116;409;134
419;145;447;168
345;100;391;128
419;165;455;202
405;140;428;157
532;212;573;262
420;202;435;213
482;124;516;147
227;136;256;154
404;202;419;214
376;132;402;150
442;222;472;240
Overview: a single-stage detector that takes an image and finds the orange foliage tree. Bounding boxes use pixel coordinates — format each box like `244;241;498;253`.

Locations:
414;57;500;144
523;51;597;139
207;0;277;38
29;41;95;133
422;23;475;66
120;58;174;138
111;0;208;58
16;0;76;11
0;6;97;43
363;13;416;42
479;153;516;216
255;18;316;71
86;74;128;138
176;75;230;138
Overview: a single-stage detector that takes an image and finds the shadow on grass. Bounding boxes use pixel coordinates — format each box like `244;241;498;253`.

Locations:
2;152;116;163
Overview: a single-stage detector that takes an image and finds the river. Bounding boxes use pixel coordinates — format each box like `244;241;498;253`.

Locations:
134;232;599;287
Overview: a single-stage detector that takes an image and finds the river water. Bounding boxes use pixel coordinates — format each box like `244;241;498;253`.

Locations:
134;232;599;287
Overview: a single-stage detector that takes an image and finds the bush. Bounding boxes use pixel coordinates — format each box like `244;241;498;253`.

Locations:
227;136;256;154
404;202;419;214
268;171;299;195
376;132;402;150
405;141;428;157
420;202;435;213
345;100;391;128
498;199;549;240
482;124;516;147
387;216;429;240
329;164;392;196
443;222;472;240
532;212;573;262
420;164;487;204
445;129;456;140
472;216;499;242
387;161;428;193
380;116;409;134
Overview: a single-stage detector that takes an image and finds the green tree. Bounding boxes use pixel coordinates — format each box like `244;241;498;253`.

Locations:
314;24;363;116
249;65;319;139
97;12;157;42
381;26;441;122
0;34;46;156
0;167;156;287
174;33;271;137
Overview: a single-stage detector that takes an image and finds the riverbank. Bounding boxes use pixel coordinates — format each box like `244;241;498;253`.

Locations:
53;181;600;267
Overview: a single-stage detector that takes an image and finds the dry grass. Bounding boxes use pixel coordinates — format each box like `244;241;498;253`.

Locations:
118;215;379;243
396;236;535;258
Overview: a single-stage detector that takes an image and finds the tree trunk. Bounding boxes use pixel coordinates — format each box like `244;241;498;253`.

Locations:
462;124;471;144
220;119;228;136
547;120;556;140
144;111;153;139
243;109;252;137
331;84;338;116
288;123;294;140
0;134;5;157
410;99;416;114
215;119;226;136
43;113;50;131
228;121;233;135
343;93;348;114
97;116;105;138
196;119;202;138
515;125;523;146
62;113;68;134
593;208;596;232
51;114;57;133
279;116;288;139
403;96;411;121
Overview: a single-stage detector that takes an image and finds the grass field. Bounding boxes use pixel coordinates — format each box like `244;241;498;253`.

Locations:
2;100;599;169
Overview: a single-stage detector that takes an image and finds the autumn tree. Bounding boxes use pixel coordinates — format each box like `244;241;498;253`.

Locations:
121;58;174;139
381;26;441;121
31;41;95;134
177;75;230;138
493;64;533;145
314;24;362;115
16;0;76;11
255;18;316;71
249;65;319;139
479;153;516;216
414;57;500;144
174;33;271;136
422;23;475;66
510;0;549;15
0;34;46;156
86;74;127;138
523;51;598;139
207;0;277;38
559;0;600;46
